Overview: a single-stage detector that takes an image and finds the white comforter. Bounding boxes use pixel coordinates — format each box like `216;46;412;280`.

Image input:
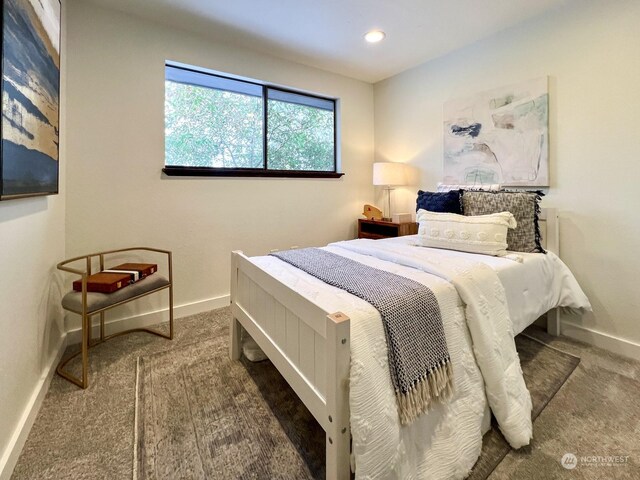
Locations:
336;239;535;448
251;239;590;479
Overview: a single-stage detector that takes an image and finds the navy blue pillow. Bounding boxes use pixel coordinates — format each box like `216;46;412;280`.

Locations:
416;190;463;214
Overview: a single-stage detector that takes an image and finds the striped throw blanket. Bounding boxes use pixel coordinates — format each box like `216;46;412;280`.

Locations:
271;248;453;424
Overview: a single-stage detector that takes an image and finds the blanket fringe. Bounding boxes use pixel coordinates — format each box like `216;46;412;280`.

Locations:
397;361;454;425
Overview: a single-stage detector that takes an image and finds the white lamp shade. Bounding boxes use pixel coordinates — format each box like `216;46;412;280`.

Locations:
373;162;406;186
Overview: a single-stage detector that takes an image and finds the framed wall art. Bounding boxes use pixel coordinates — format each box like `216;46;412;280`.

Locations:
1;0;60;200
443;77;549;187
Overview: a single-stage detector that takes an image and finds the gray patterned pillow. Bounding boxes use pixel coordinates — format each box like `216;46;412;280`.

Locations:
461;191;545;253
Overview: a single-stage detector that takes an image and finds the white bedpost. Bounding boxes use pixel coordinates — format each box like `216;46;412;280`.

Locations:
326;312;351;480
541;208;562;336
542;208;559;257
229;251;242;360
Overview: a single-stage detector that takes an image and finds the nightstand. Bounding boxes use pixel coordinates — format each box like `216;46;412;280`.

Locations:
358;219;418;240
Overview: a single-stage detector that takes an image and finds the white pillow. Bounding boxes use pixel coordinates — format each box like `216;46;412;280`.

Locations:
415;209;517;257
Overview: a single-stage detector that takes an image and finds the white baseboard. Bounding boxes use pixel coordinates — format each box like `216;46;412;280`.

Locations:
562;319;640;361
0;333;67;480
66;295;230;345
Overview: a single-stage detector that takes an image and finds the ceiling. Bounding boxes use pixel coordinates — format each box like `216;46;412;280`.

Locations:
88;0;571;83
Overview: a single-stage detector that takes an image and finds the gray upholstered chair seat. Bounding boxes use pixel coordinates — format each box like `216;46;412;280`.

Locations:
62;275;170;313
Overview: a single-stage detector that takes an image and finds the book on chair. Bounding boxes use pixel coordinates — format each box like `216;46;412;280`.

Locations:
72;263;157;293
72;272;134;293
110;263;157;279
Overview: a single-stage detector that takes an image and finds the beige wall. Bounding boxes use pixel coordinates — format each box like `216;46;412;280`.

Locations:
0;196;66;474
0;3;67;473
374;0;640;353
64;0;374;328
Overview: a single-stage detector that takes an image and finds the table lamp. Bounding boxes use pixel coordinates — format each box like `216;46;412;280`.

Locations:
373;162;406;221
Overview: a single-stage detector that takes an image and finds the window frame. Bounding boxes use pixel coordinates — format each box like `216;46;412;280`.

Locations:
163;64;343;178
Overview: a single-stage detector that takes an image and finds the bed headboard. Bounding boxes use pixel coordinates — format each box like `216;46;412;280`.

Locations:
539;208;558;255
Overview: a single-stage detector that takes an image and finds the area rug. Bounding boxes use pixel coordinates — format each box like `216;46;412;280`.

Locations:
134;336;324;480
135;330;579;480
467;334;581;479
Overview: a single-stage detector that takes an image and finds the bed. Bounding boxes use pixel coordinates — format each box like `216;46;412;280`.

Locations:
228;208;590;479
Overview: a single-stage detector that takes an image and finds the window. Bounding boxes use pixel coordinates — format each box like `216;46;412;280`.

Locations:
163;64;341;178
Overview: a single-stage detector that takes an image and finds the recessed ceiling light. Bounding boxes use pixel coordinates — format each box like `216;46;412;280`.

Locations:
364;30;386;43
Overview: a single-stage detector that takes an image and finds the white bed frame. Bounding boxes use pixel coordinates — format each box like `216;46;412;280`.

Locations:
229;208;559;480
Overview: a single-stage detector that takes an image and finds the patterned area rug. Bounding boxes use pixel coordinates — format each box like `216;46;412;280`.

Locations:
135;330;579;480
135;336;325;480
468;334;580;479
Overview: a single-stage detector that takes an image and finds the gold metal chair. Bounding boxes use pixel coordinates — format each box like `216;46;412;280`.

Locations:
57;247;174;389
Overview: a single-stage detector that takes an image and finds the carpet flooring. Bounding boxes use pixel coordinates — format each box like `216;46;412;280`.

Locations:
11;308;640;479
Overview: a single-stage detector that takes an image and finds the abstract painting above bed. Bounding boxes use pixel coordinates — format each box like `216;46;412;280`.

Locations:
443;77;549;187
1;0;61;200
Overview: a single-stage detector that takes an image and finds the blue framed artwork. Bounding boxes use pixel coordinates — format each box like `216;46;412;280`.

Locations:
1;0;60;200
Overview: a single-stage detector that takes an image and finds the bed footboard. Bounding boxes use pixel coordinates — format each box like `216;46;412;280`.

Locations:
230;251;351;479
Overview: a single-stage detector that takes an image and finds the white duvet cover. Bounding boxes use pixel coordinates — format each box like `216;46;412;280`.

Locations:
379;236;591;335
250;238;590;480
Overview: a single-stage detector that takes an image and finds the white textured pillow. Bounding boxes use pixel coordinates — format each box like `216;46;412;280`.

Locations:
415;209;517;257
